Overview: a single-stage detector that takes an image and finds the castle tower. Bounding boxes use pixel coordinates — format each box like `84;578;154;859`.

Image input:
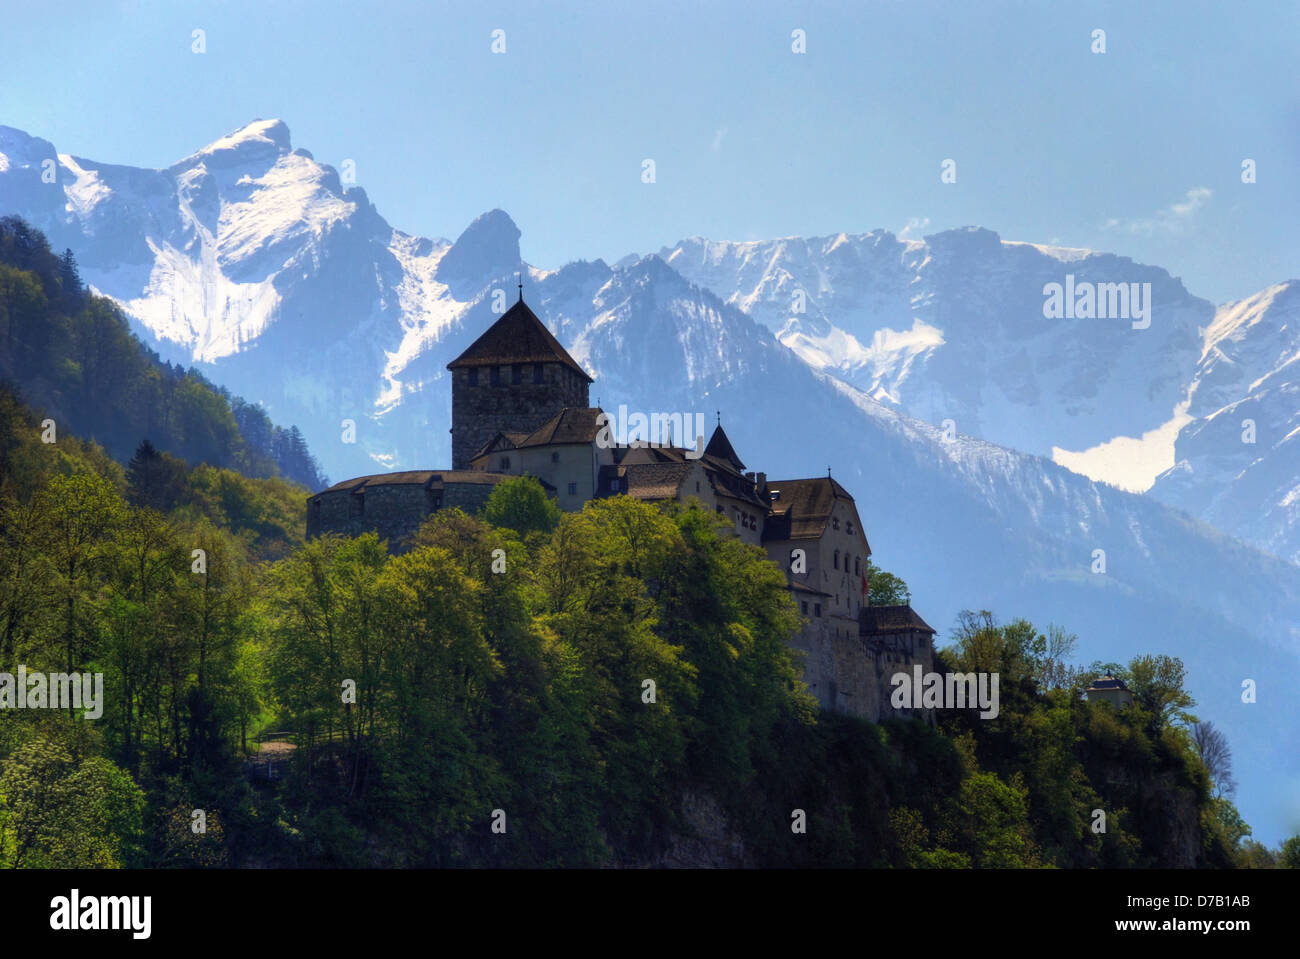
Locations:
447;297;593;469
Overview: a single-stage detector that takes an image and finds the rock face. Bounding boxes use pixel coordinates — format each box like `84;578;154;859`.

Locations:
639;791;751;868
436;209;522;301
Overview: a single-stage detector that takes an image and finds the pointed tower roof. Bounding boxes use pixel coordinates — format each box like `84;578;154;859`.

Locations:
704;423;746;472
447;299;593;382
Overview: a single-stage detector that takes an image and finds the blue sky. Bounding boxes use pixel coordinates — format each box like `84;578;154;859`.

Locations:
2;0;1296;303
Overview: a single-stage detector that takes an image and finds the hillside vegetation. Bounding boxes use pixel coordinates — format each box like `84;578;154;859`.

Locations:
0;215;327;491
0;219;1290;869
0;411;1282;866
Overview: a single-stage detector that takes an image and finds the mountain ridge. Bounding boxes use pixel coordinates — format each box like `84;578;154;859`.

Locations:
2;118;1297;841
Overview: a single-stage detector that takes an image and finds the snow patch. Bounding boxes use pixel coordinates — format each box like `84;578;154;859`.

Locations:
1052;403;1192;492
59;155;113;217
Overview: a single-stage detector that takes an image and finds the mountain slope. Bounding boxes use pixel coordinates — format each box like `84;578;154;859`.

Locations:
657;229;1208;492
1151;281;1300;562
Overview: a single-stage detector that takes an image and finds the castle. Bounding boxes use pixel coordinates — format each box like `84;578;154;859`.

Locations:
307;295;936;722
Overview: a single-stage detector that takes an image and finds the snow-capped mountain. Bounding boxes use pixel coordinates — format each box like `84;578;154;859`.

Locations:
658;230;1208;493
1151;281;1300;562
2;119;1298;840
0;119;462;478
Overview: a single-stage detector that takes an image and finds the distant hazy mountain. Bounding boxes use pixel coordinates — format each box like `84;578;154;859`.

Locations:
3;118;1297;842
657;230;1208;490
1150;281;1300;563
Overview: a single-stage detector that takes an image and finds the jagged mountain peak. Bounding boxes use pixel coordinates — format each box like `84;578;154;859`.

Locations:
0;125;58;167
175;118;293;169
436;208;522;298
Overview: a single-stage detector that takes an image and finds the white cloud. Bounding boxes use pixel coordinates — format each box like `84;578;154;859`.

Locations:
1104;187;1212;236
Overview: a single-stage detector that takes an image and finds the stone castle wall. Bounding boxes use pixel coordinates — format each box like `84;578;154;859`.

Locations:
307;481;500;551
795;617;935;723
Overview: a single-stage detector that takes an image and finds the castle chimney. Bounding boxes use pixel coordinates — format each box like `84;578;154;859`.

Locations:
746;471;755;483
756;472;766;488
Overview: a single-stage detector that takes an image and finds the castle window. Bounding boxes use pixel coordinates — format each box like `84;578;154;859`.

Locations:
696;481;700;492
468;368;479;387
551;452;560;463
833;518;840;531
814;603;821;617
854;557;860;575
801;601;808;615
834;550;839;569
500;456;511;470
533;363;544;384
490;366;501;386
847;522;854;534
512;364;522;385
568;482;577;495
609;478;619;492
349;490;364;518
